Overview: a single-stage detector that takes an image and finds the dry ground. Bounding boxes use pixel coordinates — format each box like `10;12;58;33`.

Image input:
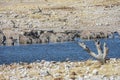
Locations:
0;59;120;80
0;0;120;33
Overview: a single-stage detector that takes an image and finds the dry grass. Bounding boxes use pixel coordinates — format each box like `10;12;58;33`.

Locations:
28;13;42;19
0;0;119;12
43;6;76;11
92;0;120;6
0;0;120;33
0;59;120;80
0;0;119;21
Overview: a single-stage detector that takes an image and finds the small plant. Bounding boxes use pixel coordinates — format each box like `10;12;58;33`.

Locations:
78;40;109;64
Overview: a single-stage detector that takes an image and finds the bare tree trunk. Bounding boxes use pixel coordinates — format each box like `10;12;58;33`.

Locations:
78;41;109;64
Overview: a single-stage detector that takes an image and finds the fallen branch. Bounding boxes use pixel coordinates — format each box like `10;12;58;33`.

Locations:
78;40;109;64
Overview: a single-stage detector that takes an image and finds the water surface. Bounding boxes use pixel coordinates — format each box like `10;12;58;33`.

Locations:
0;38;120;64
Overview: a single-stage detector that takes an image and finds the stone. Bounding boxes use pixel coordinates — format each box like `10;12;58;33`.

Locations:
84;75;89;79
9;13;19;18
39;32;50;43
5;38;13;46
19;35;32;44
109;76;115;80
40;70;50;77
0;30;6;45
40;60;46;64
53;73;60;78
49;33;58;43
44;61;51;67
76;76;84;80
54;77;63;80
92;69;99;75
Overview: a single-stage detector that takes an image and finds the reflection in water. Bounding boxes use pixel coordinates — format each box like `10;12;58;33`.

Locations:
0;38;120;64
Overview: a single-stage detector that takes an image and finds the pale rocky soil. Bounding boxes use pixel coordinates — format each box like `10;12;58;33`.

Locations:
0;58;120;80
0;0;120;32
0;1;120;80
0;0;120;45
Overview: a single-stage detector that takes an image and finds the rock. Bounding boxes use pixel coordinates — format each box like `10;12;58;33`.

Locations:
54;77;63;80
49;33;58;42
103;76;109;80
80;31;91;39
92;69;99;75
21;70;27;78
71;72;77;75
86;67;90;71
110;76;115;80
19;35;32;44
9;13;19;18
0;74;6;80
84;75;89;79
53;73;60;78
39;32;50;43
40;70;50;77
0;29;114;45
44;61;51;67
30;38;38;44
5;38;13;46
80;31;109;39
0;30;6;45
0;13;7;18
70;76;76;80
55;33;68;42
51;61;57;64
40;60;46;64
24;30;40;38
67;33;76;41
88;74;93;77
76;76;84;80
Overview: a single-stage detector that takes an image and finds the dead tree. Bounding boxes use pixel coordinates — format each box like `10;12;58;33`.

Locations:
78;41;109;64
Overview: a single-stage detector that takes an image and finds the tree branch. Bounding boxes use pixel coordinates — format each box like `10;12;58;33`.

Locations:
78;42;98;59
103;42;109;59
95;41;102;55
78;41;109;64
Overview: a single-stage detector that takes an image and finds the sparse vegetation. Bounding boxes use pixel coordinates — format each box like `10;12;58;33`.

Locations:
0;0;120;79
0;59;120;80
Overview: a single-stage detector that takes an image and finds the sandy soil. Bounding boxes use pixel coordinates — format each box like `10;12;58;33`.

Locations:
0;58;120;80
0;1;120;80
0;0;120;33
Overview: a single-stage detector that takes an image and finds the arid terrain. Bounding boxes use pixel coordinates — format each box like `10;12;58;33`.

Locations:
0;0;120;80
0;0;120;31
0;59;120;80
0;0;120;45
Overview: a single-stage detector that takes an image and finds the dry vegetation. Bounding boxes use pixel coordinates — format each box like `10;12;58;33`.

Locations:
0;0;120;12
0;0;120;79
0;0;120;32
0;59;120;80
